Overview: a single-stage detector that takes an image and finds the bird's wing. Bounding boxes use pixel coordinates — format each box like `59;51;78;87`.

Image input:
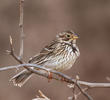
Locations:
28;40;58;65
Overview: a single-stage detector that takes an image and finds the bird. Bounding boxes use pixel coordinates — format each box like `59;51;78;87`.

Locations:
10;30;80;87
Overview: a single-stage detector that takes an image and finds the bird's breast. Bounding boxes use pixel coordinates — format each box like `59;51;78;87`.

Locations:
44;45;79;71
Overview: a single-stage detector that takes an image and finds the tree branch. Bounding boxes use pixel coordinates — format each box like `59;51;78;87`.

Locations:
7;36;23;64
76;83;93;100
19;0;24;59
33;90;50;100
0;63;110;89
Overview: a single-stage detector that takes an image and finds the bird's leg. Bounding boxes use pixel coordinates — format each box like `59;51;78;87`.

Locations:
47;71;52;82
57;74;66;82
60;77;65;81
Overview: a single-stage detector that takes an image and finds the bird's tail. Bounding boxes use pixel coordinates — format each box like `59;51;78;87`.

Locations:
10;70;32;87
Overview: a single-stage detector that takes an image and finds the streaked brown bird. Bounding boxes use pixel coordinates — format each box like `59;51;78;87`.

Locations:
10;30;80;87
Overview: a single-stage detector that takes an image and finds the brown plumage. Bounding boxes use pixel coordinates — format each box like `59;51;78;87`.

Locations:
10;30;80;87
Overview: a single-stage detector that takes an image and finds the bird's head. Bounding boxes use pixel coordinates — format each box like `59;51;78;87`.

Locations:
56;30;79;44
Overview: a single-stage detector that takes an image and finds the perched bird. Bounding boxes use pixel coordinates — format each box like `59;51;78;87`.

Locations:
10;30;80;87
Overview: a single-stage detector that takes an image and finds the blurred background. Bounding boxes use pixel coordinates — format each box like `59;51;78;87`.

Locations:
0;0;110;100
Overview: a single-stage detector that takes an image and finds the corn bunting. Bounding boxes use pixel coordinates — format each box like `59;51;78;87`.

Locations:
10;30;80;87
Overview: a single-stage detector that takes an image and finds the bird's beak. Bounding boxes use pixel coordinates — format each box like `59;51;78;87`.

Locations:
73;35;79;40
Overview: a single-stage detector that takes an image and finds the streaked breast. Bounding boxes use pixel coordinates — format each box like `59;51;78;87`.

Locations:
44;45;79;71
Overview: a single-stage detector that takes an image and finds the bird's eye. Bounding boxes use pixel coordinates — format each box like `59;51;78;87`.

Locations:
66;34;70;38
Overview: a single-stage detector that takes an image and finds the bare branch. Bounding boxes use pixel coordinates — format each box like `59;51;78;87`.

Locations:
74;76;93;100
33;90;50;100
0;63;110;89
75;88;89;100
19;0;24;59
71;76;78;100
76;83;93;100
9;36;13;46
38;90;50;100
8;36;23;64
69;75;92;100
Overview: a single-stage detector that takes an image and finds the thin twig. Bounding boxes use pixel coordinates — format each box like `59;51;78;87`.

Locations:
76;83;93;100
19;0;24;59
72;84;76;100
71;76;78;100
71;75;92;100
8;36;23;64
75;87;89;100
33;90;50;100
75;76;92;100
38;90;50;100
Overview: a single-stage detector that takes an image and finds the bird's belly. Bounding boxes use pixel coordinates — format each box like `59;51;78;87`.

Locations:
44;52;77;72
